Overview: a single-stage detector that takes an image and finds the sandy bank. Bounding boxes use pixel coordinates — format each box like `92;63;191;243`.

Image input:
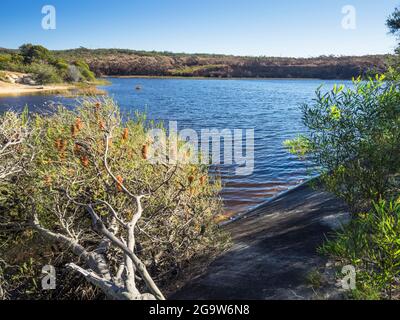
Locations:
0;81;75;97
171;182;350;300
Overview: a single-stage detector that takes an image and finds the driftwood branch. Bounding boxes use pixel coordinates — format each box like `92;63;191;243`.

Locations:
66;263;126;300
86;204;164;300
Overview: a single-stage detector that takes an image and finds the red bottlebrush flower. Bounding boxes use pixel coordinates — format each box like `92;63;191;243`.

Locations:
188;175;195;185
80;156;89;167
44;176;52;186
200;175;207;185
74;143;81;154
71;124;78;138
141;144;148;160
59;140;67;151
75;118;83;131
98;120;105;130
55;139;66;160
54;138;62;150
116;175;124;192
122;128;129;141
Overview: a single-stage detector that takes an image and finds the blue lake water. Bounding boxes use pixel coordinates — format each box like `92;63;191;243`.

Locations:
0;78;350;216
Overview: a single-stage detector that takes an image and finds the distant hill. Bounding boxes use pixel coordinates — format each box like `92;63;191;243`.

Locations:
3;47;391;79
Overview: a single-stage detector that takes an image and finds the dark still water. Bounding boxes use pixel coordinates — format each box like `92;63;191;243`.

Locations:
0;78;350;217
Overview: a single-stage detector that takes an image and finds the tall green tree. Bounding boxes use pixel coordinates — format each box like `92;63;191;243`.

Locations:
19;44;52;64
387;7;400;38
385;7;400;79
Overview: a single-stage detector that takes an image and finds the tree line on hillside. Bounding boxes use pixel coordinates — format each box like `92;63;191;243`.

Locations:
55;49;388;79
1;46;388;80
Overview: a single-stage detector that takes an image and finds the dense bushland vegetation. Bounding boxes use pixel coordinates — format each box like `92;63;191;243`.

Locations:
0;99;229;299
0;44;96;84
287;79;400;300
53;48;388;79
285;7;400;300
0;46;388;80
285;77;400;211
319;201;400;299
0;45;393;81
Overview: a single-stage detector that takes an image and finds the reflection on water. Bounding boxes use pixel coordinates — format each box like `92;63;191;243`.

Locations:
0;78;350;216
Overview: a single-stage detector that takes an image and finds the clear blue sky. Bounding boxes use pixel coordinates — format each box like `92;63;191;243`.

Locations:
0;0;398;57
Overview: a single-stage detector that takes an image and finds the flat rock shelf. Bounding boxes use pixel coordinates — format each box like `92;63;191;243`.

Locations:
170;182;349;300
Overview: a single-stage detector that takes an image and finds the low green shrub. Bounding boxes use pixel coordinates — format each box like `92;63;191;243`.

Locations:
73;60;96;82
285;77;400;212
0;54;26;73
0;71;7;82
320;200;400;299
0;98;230;299
285;75;400;300
0;44;97;85
0;54;12;70
19;44;52;65
26;63;62;84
